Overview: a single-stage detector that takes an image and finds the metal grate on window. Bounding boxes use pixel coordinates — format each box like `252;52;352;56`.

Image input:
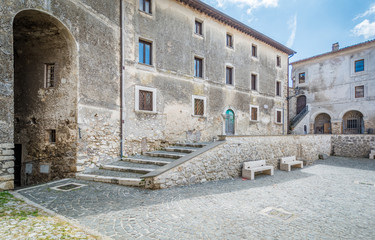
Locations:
139;90;153;111
355;85;364;98
277;111;282;123
347;119;358;129
45;63;55;88
194;98;204;116
49;129;56;143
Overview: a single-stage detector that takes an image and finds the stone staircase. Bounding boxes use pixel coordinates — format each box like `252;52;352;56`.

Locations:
76;142;209;187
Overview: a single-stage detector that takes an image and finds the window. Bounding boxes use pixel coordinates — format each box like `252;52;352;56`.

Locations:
347;119;358;129
299;72;305;83
45;63;55;88
276;55;281;67
250;105;259;121
355;85;364;98
276;81;281;96
135;86;156;112
139;0;151;14
226;67;233;85
226;33;233;48
251;74;257;91
47;129;56;143
192;95;206;116
355;59;364;72
195;20;202;35
139;40;152;65
275;109;282;124
194;57;203;78
252;44;257;57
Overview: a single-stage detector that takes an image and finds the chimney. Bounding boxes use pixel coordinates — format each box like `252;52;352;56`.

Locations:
332;42;339;52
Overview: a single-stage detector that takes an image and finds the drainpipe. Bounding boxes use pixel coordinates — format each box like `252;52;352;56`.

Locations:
120;0;125;157
286;52;295;135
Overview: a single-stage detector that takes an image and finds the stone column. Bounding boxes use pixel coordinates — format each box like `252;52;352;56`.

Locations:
0;143;14;190
331;121;342;134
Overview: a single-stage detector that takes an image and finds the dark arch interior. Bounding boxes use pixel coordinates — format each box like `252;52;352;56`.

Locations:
13;10;77;186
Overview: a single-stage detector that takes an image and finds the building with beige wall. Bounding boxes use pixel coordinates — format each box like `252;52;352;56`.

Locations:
290;40;375;135
0;0;293;189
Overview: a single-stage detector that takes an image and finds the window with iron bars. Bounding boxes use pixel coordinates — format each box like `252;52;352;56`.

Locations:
194;98;204;116
139;90;153;111
347;119;358;129
45;63;55;88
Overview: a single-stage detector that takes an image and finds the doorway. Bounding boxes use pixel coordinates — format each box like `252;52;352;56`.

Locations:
296;95;306;114
225;109;235;135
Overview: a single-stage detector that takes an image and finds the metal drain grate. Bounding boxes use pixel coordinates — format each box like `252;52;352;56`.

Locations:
259;207;296;222
51;183;87;192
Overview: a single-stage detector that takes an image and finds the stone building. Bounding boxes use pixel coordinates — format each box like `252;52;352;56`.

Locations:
0;0;294;190
290;41;375;135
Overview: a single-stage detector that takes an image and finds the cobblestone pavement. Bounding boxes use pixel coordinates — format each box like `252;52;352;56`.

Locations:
16;156;375;239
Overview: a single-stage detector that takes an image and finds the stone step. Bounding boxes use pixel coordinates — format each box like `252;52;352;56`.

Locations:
145;150;186;159
164;146;198;153
101;161;159;174
174;142;209;148
123;155;174;166
76;174;144;187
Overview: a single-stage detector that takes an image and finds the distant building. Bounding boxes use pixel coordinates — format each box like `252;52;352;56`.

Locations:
290;40;375;135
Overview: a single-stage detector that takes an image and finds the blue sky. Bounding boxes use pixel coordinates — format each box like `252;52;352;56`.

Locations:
201;0;375;62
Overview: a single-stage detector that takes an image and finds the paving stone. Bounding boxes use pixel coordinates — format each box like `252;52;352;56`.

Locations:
15;156;375;240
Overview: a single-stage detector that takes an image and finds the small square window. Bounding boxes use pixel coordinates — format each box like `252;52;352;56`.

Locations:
355;59;364;72
47;129;56;143
252;44;257;57
45;63;55;88
355;85;364;98
276;56;281;67
135;86;156;112
250;105;258;121
275;110;282;124
194;57;203;78
192;96;206;116
299;72;305;83
139;0;151;14
195;20;202;35
139;40;152;65
139;90;153;111
276;81;281;96
226;67;233;85
226;34;233;48
251;74;257;91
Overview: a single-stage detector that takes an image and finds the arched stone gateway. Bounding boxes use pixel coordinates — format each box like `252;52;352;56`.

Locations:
13;10;78;186
314;113;331;134
342;111;364;134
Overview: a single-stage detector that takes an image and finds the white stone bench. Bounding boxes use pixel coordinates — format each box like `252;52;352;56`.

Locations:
280;156;303;172
242;160;274;180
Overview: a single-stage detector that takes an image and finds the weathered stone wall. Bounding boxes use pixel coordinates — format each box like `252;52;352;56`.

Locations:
147;135;332;189
122;0;290;155
332;135;375;157
0;144;14;190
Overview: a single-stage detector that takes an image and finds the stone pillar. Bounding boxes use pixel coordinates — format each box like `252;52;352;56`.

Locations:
309;123;314;134
331;121;342;134
0;143;14;190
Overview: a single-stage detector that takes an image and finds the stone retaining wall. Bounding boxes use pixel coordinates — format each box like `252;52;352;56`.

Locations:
0;143;14;190
332;135;375;158
147;135;332;189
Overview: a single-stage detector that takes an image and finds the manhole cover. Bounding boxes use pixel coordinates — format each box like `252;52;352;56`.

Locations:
51;183;86;192
259;207;296;222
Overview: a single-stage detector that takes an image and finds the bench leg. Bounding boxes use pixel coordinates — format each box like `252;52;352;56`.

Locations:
280;163;290;171
250;171;255;180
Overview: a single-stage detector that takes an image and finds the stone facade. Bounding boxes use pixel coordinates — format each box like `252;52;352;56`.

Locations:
122;0;294;155
0;144;14;190
145;135;332;189
0;0;121;188
290;41;375;135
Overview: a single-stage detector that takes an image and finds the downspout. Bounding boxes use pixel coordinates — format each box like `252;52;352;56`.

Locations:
286;52;295;135
120;0;125;157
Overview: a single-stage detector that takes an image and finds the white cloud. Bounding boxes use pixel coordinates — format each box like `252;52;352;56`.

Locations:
286;14;297;48
352;19;375;39
354;4;375;20
212;0;279;14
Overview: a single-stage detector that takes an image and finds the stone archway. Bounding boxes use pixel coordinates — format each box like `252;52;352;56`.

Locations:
314;113;331;134
13;10;78;186
342;111;364;134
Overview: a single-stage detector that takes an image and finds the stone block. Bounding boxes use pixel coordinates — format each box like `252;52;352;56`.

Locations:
0;155;14;161
0;181;14;190
3;161;14;168
1;150;14;156
0;174;14;181
0;143;14;149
